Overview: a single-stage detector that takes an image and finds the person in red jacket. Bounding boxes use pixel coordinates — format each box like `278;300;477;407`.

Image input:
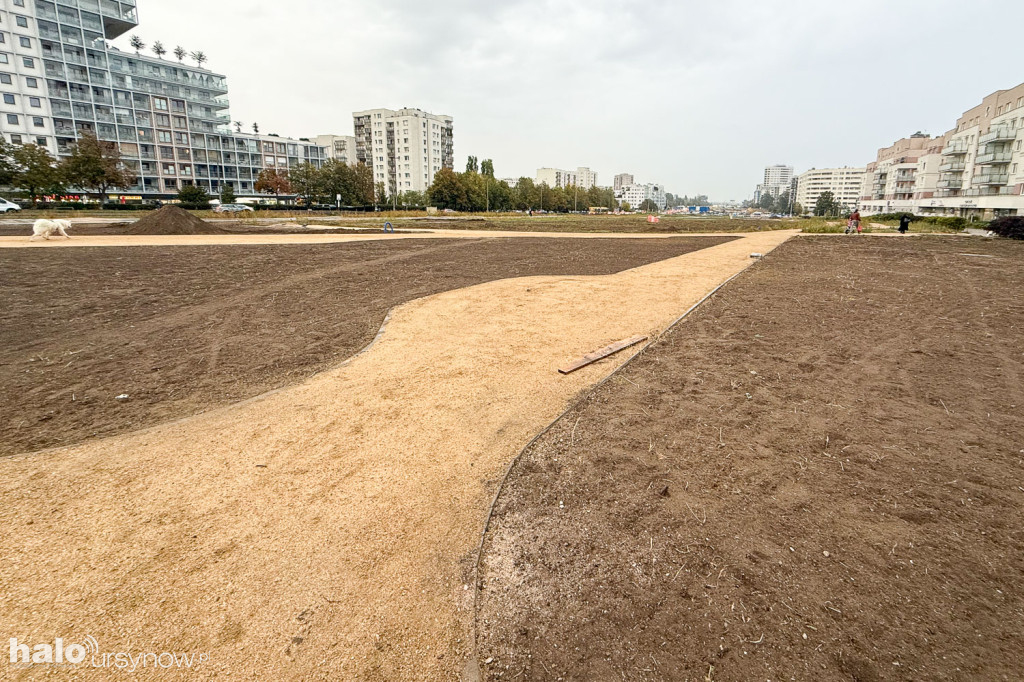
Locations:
847;209;862;234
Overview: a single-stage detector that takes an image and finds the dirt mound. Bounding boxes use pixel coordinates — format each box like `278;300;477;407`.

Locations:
127;206;227;235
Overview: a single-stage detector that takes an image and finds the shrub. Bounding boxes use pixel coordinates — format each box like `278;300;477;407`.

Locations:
989;216;1024;240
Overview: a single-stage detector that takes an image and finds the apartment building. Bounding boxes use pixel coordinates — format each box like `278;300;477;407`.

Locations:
795;167;866;214
754;164;794;203
575;167;597;189
353;107;454;197
613;173;633;192
860;82;1024;218
314;134;357;165
0;0;325;198
616;182;666;210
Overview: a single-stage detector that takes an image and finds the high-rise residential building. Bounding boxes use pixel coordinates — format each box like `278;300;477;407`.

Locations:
616;182;666;210
353;107;453;197
795;167;866;214
613;173;633;192
754;164;794;203
536;167;575;188
0;0;324;198
858;81;1024;218
537;166;597;189
315;134;357;166
575;167;597;189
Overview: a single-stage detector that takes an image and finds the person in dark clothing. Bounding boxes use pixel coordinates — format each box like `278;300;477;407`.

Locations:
898;214;911;234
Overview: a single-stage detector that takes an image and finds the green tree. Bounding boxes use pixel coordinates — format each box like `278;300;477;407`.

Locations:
190;50;208;68
793;202;805;216
465;156;479;174
318;159;358;206
814;190;842;217
427;168;467;210
152;41;167;59
12;144;63;205
758;191;776;211
129;35;144;54
480;159;495;178
289;162;322;206
61;132;135;204
0;136;18;187
639;199;659;213
174;45;186;62
353;163;374;205
512;177;539;210
620;201;632;212
177;183;210;206
220;183;236;204
254;168;291;201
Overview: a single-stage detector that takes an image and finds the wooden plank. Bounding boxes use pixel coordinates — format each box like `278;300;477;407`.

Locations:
558;335;648;375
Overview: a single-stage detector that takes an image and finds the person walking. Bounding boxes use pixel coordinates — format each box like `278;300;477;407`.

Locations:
898;214;911;234
847;209;862;235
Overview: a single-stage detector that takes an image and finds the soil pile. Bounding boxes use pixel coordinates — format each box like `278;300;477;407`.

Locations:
127;206;227;235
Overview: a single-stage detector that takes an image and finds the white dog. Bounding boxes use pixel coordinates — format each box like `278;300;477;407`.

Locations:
30;219;73;240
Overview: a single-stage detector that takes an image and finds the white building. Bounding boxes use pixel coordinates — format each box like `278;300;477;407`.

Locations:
616;182;666;211
353;107;454;197
754;164;794;203
314;134;357;166
536;166;597;189
575;167;597;189
795;167;866;214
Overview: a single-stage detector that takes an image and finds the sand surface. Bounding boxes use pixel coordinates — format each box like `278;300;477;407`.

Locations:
0;231;794;680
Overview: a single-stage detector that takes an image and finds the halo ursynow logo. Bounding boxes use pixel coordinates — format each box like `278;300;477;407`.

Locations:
9;635;209;670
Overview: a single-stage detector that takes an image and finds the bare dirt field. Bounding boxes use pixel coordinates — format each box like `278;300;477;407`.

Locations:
0;236;732;456
477;236;1024;681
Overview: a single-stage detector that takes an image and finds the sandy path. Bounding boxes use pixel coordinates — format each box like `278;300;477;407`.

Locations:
0;228;772;248
0;231;794;680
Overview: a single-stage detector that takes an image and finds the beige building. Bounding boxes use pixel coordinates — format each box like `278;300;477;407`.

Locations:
613;173;634;192
860;82;1024;219
536;166;597;189
795;167;866;214
314;135;358;165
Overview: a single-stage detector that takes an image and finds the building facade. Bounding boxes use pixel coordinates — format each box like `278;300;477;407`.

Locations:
314;134;357;165
613;173;633;192
795;167;865;214
753;164;794;204
859;83;1024;218
353;107;454;197
616;182;665;210
0;0;325;198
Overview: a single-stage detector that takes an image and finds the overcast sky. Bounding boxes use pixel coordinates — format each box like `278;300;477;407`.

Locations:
121;0;1024;200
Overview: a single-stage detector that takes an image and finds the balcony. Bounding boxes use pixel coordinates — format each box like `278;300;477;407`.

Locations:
973;172;1009;185
979;126;1016;145
937;179;963;189
975;151;1013;165
942;142;969;155
939;161;966;172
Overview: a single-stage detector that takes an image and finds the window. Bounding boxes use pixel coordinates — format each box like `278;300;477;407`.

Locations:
29;96;39;108
157;130;171;142
162;164;175;174
15;16;27;28
153;97;167;110
35;136;45;146
25;76;35;87
22;57;32;68
9;133;20;143
6;113;17;124
0;35;5;45
14;0;25;6
32;116;43;127
19;37;30;48
2;94;13;104
0;55;6;64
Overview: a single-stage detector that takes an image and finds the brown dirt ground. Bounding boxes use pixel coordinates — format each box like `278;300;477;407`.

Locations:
476;235;1024;681
0;236;733;457
0;221;407;236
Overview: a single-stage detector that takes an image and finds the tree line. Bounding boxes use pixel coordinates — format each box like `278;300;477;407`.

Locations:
0;133;135;204
426;158;619;213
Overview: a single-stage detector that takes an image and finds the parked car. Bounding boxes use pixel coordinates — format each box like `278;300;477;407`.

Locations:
213;203;255;213
0;197;23;212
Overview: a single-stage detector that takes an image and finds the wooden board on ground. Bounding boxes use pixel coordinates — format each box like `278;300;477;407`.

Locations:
558;335;648;375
